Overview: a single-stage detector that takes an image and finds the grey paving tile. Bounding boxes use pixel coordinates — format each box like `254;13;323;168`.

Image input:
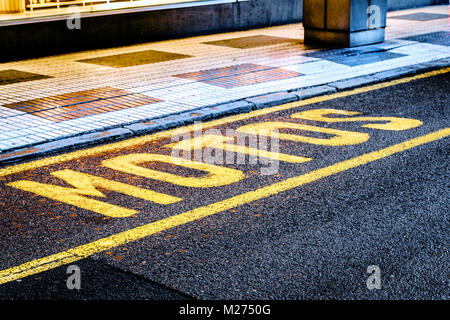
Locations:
390;12;448;21
400;31;450;47
323;52;407;67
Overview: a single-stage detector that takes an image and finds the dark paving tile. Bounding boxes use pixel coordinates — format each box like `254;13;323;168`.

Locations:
390;12;448;21
4;87;161;122
204;35;301;49
77;50;192;67
304;45;388;60
323;51;407;67
0;69;52;86
305;47;407;67
174;63;302;89
400;31;450;47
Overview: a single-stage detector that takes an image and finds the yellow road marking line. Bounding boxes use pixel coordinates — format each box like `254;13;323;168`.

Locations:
0;67;448;178
0;127;448;285
7;169;183;218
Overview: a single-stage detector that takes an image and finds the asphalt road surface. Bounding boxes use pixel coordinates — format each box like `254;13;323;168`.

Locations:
0;69;448;301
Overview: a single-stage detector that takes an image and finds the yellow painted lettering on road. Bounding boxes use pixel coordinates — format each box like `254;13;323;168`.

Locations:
102;153;245;188
164;134;312;163
291;109;423;131
1;128;448;285
0;68;448;285
236;121;370;146
7;169;182;218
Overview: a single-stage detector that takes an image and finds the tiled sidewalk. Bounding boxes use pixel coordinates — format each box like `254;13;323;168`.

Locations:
0;5;448;156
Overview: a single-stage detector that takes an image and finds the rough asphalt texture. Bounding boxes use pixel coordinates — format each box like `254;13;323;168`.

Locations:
0;72;448;300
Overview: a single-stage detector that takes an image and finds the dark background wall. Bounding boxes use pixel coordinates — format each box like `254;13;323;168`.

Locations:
0;0;448;61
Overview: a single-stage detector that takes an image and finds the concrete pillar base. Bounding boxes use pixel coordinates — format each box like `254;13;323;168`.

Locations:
304;28;386;47
303;0;387;48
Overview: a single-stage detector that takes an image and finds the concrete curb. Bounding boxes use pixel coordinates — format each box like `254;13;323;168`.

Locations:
290;85;337;100
0;128;134;165
245;92;299;109
0;58;448;166
124;101;253;135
